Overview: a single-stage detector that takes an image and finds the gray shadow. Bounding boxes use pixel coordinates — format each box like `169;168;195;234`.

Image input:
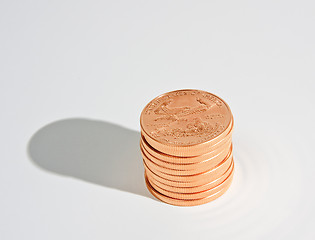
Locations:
28;118;153;199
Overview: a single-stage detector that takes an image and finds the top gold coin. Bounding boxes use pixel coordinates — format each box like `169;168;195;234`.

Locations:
140;89;232;148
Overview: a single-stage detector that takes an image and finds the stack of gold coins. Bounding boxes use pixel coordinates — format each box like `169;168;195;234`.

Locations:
140;89;234;206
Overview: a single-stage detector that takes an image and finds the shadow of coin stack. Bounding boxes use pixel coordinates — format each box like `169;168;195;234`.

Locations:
140;89;234;206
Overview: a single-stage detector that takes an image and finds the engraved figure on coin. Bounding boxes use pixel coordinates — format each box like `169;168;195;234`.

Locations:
153;97;212;121
150;96;220;143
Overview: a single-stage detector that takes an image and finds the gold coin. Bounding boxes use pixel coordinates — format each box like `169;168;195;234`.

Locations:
140;89;233;157
145;170;234;206
140;138;231;171
141;117;233;157
140;130;232;164
143;147;232;182
141;143;232;176
147;160;234;194
147;164;234;200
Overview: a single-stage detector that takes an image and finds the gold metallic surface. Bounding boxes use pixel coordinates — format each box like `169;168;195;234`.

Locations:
147;161;234;194
140;89;233;157
140;132;232;164
141;117;233;157
144;157;234;188
140;137;231;169
143;147;232;181
142;145;232;177
145;171;234;206
140;89;234;206
148;164;234;200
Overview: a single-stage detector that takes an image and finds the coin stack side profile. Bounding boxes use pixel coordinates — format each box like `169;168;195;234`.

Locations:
140;89;234;206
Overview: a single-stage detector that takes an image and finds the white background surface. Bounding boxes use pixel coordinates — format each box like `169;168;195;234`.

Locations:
1;1;315;239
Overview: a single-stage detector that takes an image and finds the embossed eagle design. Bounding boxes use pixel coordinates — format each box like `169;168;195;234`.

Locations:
153;98;213;121
150;97;220;139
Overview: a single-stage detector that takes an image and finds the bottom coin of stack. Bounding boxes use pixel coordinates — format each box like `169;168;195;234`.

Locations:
139;90;235;206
